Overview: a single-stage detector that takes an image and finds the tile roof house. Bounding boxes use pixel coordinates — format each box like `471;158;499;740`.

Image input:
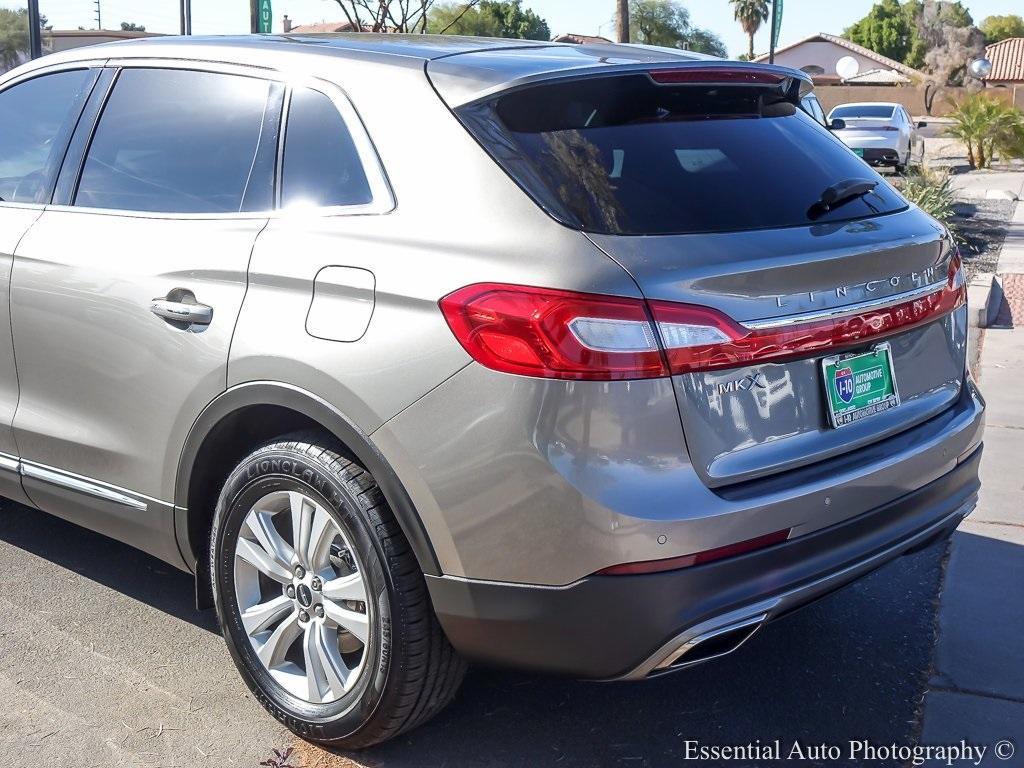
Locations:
984;37;1024;86
282;17;378;34
754;32;924;85
551;33;612;45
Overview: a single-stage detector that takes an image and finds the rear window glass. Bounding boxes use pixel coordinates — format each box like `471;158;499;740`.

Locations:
457;74;906;236
830;105;896;119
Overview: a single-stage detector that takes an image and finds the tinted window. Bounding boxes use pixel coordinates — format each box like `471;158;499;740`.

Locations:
459;75;906;236
282;87;372;208
0;69;94;204
829;104;896;119
76;69;272;213
801;95;826;125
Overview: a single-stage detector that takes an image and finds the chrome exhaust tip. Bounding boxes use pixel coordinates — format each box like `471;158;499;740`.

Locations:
651;613;766;674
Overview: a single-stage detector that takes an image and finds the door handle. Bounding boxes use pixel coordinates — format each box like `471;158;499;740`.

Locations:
150;289;213;327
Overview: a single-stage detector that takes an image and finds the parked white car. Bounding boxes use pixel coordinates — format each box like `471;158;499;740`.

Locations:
826;102;925;173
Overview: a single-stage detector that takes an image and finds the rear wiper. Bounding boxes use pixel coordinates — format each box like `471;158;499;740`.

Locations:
809;178;878;218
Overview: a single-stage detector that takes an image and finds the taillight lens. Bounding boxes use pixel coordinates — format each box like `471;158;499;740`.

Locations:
440;256;964;380
439;283;667;381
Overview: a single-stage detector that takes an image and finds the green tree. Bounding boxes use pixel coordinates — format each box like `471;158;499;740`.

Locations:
844;0;918;63
629;0;726;56
729;0;768;60
844;0;972;68
946;93;1024;168
980;14;1024;44
428;0;549;39
1;8;31;71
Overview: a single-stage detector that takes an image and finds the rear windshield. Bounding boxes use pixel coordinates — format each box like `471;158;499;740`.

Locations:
457;74;906;236
830;105;896;119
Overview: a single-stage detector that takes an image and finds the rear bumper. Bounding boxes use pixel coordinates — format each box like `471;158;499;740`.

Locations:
857;147;903;166
426;445;981;680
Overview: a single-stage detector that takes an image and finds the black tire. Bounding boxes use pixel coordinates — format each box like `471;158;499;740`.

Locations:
209;436;466;748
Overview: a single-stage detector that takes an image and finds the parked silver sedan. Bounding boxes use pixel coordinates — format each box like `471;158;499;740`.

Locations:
827;102;926;172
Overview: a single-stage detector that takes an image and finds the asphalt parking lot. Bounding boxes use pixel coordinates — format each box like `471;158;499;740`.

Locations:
0;498;949;768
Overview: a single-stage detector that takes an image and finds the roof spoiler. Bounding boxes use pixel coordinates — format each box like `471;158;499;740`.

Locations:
431;58;814;110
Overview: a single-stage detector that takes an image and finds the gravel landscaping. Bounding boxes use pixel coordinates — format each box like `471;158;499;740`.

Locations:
951;198;1015;280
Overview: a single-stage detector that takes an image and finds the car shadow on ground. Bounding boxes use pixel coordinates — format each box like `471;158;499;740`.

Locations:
0;502;949;768
0;501;218;633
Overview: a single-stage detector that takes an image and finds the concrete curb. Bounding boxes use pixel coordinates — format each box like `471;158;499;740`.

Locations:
966;272;990;379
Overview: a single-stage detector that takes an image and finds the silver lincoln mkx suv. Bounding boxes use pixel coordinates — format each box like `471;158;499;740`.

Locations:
0;35;984;747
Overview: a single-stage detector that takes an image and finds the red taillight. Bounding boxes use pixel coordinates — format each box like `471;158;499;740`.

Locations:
440;257;964;380
439;283;667;381
649;68;785;85
596;529;792;575
651;254;965;374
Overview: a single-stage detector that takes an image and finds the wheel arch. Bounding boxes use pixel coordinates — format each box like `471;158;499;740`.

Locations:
175;381;442;604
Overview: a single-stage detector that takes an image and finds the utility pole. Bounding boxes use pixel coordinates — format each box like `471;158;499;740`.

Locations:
94;0;102;30
250;0;259;33
615;0;629;43
180;0;192;34
27;0;42;58
768;0;778;63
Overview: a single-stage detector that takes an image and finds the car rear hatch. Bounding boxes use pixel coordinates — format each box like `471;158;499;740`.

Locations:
432;60;967;487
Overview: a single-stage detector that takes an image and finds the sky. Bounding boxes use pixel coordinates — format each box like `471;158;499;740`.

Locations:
3;0;1024;58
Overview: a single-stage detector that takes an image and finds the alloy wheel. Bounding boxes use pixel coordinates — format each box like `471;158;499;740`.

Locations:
233;490;371;704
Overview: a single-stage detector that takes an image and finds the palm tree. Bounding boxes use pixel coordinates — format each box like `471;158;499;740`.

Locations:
729;0;769;59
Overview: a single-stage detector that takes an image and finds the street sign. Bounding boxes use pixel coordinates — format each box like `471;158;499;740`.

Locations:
258;0;273;33
772;0;783;50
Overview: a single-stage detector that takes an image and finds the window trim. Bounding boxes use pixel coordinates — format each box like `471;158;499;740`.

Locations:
0;61;104;212
41;58;394;221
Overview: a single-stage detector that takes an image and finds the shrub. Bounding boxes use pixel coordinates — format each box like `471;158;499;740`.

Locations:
945;93;1024;168
899;166;960;241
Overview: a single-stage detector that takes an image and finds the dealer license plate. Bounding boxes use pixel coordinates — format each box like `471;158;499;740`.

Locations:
821;343;901;428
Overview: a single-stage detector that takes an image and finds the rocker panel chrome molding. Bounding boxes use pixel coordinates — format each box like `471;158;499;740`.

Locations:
20;460;151;511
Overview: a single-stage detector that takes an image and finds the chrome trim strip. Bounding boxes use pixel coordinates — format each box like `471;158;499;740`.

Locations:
742;278;948;330
0;452;20;474
20;462;149;511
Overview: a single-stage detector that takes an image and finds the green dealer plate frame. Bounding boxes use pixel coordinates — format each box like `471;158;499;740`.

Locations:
821;343;901;428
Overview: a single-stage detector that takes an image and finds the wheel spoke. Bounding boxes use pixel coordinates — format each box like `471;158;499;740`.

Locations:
321;572;366;603
289;492;315;569
322;600;370;644
240;594;292;636
306;507;335;572
236;538;292;585
244;509;296;573
303;623;348;702
256;608;301;669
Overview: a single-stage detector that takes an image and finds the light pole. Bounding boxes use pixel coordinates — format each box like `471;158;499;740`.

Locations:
180;0;192;35
28;0;43;59
768;0;778;63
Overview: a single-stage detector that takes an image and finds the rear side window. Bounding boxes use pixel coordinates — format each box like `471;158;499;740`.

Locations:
830;105;896;119
75;69;272;213
0;69;94;204
458;74;906;236
281;87;372;209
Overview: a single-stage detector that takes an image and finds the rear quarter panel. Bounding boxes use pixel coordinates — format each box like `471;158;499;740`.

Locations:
228;57;641;433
